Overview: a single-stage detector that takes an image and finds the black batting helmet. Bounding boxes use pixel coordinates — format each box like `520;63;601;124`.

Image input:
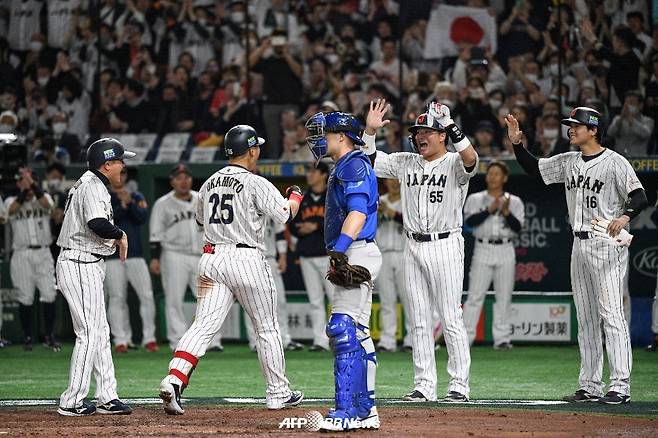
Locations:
408;112;446;152
87;137;136;169
224;124;265;157
561;106;602;128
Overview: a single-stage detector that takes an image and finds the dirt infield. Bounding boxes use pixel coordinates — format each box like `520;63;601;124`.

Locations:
1;406;656;437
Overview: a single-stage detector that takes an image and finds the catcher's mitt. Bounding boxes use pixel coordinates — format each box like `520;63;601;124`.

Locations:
590;217;633;247
326;251;372;288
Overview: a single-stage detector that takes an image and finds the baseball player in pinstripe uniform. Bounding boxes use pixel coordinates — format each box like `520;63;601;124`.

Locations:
305;110;382;431
245;217;304;352
375;178;412;352
5;168;60;351
150;164;222;352
289;163;334;351
506;107;649;405
462;162;525;349
362;99;477;403
0;195;8;349
159;125;304;415
56;138;134;416
104;168;158;353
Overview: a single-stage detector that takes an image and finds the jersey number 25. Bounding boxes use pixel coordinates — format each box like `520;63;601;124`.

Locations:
209;193;234;224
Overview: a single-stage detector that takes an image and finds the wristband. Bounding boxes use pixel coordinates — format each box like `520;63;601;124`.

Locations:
361;132;376;155
333;233;354;253
276;239;287;254
446;123;470;152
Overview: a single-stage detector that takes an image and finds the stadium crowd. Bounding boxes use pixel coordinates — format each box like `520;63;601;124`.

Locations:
0;0;656;165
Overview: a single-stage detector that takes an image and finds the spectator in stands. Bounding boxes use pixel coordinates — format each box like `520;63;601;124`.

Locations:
57;75;90;143
531;114;569;158
19;90;57;140
454;76;498;137
33;136;70;166
626;11;652;61
153;83;194;135
249;28;303;159
258;0;301;41
472;120;500;157
370;37;409;98
0;110;18;134
498;1;543;66
49;112;82;161
607;90;654;156
114;79;152;133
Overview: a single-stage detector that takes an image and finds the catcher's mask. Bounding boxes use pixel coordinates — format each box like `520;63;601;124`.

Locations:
305;111;365;162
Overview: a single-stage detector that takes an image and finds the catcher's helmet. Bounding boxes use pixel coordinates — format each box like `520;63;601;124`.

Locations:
224;124;265;157
561;106;602;127
408;112;446;152
87;137;136;169
305;111;364;161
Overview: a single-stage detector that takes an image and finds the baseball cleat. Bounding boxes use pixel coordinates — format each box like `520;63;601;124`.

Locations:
23;336;33;351
285;341;305;351
160;381;184;415
97;399;132;415
402;390;429;402
280;390;304;409
493;342;513;350
308;344;329;352
563;389;600;402
43;335;62;352
57;401;96;417
645;336;658;352
441;391;469;402
145;341;159;352
598;391;630;405
115;344;128;354
401;345;413;353
0;339;9;349
207;345;224;352
376;344;396;353
356;406;380;429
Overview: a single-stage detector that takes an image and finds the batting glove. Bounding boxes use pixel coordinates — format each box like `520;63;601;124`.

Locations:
427;102;454;127
286;185;303;204
591;218;633;247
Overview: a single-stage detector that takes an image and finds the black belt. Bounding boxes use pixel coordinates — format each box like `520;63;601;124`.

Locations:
236;243;256;249
204;243;255;254
356;238;375;243
91;253;109;260
573;231;590;240
61;248;107;263
477;238;511;245
407;232;450;242
28;245;48;250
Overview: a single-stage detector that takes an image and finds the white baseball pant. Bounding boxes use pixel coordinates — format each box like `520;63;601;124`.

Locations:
299;256;334;349
376;250;412;349
167;246;293;408
571;238;632;396
10;248;57;305
405;233;471;400
161;251;221;350
56;249;118;408
462;242;515;346
246;256;291;349
104;258;157;346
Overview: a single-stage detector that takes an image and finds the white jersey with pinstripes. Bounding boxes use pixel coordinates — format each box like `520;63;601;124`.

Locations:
57;170;116;256
5;194;54;249
538;149;644;231
150;190;203;255
264;217;285;258
377;193;404;252
373;151;478;233
197;165;291;251
463;191;525;240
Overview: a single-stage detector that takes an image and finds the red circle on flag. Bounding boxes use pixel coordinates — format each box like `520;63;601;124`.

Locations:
449;16;485;45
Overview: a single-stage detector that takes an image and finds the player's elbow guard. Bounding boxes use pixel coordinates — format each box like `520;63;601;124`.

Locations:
361;132;376;155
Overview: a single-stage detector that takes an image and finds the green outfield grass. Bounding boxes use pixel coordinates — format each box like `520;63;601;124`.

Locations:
1;344;657;402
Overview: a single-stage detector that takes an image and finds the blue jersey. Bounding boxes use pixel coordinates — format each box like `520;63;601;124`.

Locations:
325;150;379;250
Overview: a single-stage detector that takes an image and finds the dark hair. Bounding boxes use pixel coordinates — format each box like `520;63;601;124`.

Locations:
613;25;636;48
380;37;396;46
47;162;66;175
626;11;643;21
487;161;508;176
125;79;144;96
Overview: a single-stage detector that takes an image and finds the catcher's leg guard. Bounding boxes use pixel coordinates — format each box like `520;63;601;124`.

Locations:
325;313;361;420
356;324;378;422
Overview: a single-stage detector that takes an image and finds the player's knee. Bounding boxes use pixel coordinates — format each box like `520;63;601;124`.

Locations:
326;313;360;354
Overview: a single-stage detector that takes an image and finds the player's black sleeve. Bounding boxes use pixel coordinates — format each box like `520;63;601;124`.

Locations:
87;218;123;239
150;242;162;259
504;213;522;232
465;211;490;227
623;188;648;220
393;212;403;224
367;152;376;167
512;142;541;179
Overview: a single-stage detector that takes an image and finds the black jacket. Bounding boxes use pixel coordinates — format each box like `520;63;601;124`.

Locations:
289;189;327;257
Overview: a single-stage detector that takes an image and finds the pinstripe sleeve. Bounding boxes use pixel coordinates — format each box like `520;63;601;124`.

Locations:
615;156;644;195
463;193;479;218
454;152;478;185
82;183;111;221
196;186;205;226
149;198;165;243
373;151;411;179
511;195;525;228
253;176;290;224
538;152;576;185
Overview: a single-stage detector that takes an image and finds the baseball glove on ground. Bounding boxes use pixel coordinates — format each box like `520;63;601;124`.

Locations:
326;251;372;288
591;218;633;247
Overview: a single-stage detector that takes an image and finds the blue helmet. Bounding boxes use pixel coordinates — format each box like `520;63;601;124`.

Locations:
305;111;365;161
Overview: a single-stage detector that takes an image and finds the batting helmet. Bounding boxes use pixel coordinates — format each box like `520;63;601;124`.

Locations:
561;106;602;127
87;137;136;169
305;111;364;161
408;112;446;152
224;125;265;157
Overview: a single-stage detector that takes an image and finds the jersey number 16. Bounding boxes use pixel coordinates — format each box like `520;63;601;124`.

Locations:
209;193;234;224
585;195;597;209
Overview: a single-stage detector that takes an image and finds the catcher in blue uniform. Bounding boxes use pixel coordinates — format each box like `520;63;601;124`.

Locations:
305;111;382;431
